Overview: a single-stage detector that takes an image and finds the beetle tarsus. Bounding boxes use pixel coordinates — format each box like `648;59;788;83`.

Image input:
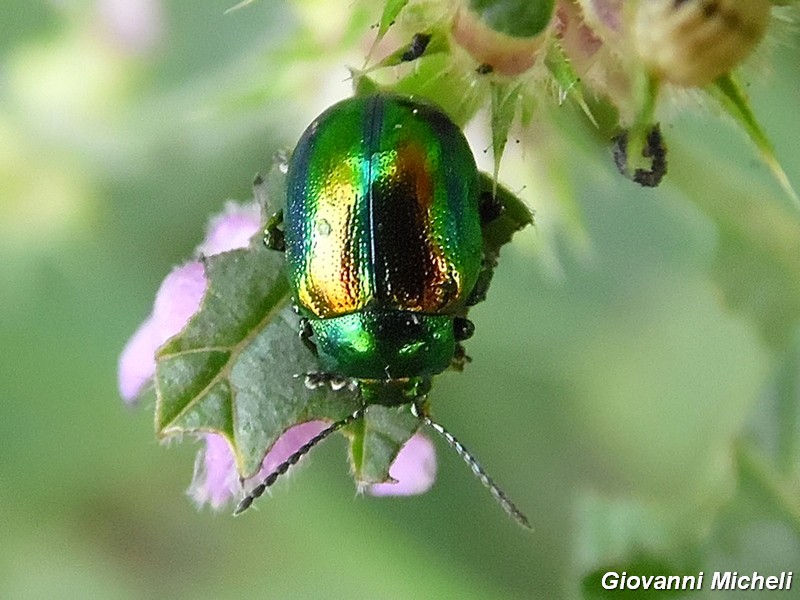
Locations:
264;209;286;251
479;191;505;225
466;257;498;307
298;317;318;356
450;343;472;371
303;372;359;392
453;316;475;342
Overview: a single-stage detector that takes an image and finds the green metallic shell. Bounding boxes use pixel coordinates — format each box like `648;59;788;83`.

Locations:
312;311;456;380
285;94;482;379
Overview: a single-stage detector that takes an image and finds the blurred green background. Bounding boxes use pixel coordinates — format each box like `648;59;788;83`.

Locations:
2;1;800;598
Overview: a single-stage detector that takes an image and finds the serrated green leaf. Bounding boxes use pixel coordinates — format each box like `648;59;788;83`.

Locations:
347;404;421;484
254;157;289;216
465;173;534;307
155;242;361;477
355;24;479;124
153;238;416;485
709;74;799;206
478;171;534;253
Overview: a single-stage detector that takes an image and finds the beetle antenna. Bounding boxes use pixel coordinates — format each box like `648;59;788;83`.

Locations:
413;405;531;529
234;407;364;515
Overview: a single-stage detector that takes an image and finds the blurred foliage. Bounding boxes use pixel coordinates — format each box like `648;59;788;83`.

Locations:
1;1;800;598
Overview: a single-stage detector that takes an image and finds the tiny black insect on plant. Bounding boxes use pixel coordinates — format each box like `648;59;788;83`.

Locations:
612;124;668;188
399;32;432;62
235;92;532;529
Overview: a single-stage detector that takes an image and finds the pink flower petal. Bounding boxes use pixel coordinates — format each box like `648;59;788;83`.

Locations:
151;261;207;332
118;315;161;402
198;202;262;256
257;421;329;476
119;204;262;404
188;434;239;509
368;432;437;497
189;421;330;509
118;262;206;404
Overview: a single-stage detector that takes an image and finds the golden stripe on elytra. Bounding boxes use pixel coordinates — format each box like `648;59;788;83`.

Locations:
297;142;466;317
298;157;371;318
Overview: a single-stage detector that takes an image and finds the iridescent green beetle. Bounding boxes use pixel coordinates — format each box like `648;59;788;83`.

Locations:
236;94;531;528
287;93;483;380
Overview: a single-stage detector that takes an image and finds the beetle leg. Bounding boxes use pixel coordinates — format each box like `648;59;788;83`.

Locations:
298;317;318;356
450;343;473;372
466;256;498;306
263;209;285;251
402;377;432;400
470;191;504;303
479;190;505;225
453;316;475;341
469;185;516;306
451;318;475;370
296;318;358;392
302;372;359;393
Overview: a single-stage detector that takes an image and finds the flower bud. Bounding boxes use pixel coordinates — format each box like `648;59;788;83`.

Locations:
634;0;771;87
